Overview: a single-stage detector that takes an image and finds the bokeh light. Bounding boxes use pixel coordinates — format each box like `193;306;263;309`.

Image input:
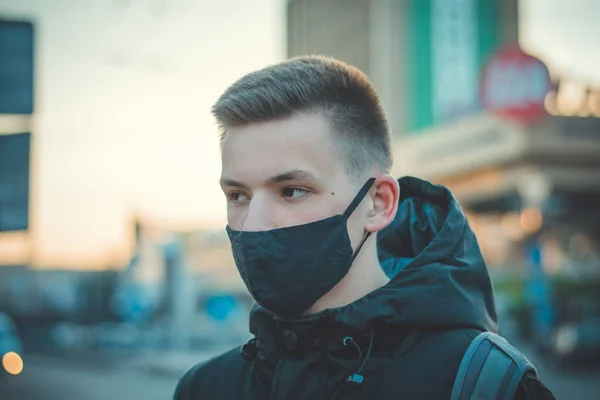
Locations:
520;207;543;234
2;352;24;376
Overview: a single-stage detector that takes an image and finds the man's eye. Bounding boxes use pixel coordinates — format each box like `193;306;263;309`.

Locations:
281;187;309;199
227;192;249;204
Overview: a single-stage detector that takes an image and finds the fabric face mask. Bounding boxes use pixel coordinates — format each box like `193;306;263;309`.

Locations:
226;178;375;318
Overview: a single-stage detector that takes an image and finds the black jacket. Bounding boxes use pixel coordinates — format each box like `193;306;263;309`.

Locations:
174;177;555;399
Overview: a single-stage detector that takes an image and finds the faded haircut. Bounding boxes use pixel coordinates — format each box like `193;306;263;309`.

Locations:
211;55;392;177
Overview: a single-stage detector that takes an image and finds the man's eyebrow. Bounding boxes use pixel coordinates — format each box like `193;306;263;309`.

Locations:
268;170;317;184
219;177;248;189
219;170;317;188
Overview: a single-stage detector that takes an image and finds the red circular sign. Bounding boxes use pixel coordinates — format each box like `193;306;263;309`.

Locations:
479;45;552;124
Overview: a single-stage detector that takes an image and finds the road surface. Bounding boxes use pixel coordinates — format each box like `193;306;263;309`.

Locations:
0;351;194;400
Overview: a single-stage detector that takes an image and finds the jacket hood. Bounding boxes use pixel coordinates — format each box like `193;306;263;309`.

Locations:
337;176;497;332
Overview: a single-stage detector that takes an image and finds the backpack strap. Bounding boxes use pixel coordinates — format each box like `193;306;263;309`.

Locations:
450;332;537;400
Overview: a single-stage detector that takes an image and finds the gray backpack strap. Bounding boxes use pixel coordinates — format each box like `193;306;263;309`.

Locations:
450;332;537;400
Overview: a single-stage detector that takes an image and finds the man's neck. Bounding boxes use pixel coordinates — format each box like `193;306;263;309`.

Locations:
304;237;389;315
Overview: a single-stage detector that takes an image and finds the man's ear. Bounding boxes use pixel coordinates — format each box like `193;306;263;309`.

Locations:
365;174;399;233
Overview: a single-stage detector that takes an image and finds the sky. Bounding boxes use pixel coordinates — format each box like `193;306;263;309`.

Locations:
0;0;598;269
519;0;600;81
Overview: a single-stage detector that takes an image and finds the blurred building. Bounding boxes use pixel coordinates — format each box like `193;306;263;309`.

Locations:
122;218;243;293
287;0;600;273
288;0;518;137
113;218;247;324
115;220;251;346
0;265;118;323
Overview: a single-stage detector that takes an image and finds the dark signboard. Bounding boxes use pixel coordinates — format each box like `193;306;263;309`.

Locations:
0;132;30;232
0;19;35;114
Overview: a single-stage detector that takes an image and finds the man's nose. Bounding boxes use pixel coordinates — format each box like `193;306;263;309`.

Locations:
242;197;275;232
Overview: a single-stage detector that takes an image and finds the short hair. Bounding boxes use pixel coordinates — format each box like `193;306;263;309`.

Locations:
211;55;392;177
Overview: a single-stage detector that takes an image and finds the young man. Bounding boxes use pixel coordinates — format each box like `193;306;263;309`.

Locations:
174;56;555;399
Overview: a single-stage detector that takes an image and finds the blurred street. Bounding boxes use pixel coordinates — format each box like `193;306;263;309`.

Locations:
0;347;225;400
1;355;174;400
1;341;599;400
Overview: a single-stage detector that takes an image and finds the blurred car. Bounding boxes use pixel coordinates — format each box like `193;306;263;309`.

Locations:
552;317;600;366
551;295;600;367
0;312;24;377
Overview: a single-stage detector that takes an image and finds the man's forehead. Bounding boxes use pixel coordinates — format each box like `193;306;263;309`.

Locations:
221;137;325;182
222;113;332;150
220;114;342;185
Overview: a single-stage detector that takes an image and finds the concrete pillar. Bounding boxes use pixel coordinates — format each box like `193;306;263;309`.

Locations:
368;0;408;139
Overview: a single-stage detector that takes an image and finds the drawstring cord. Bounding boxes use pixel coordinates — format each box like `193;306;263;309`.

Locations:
343;330;374;382
331;329;374;399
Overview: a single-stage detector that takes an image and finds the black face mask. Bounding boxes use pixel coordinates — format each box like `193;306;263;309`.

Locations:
226;178;376;318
